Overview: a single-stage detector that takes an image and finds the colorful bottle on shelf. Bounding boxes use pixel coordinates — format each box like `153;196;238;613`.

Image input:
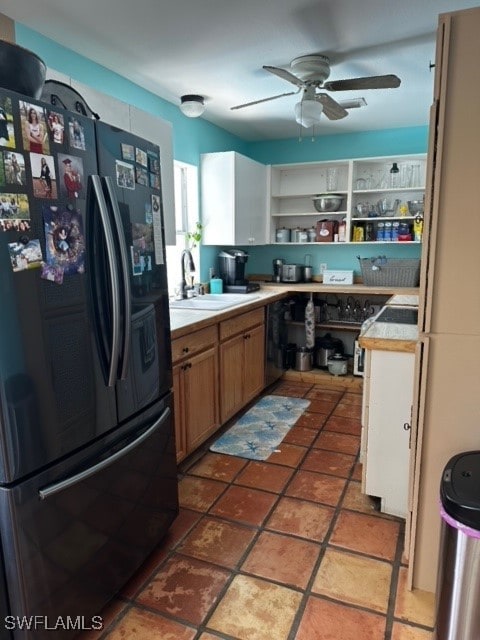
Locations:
413;216;424;242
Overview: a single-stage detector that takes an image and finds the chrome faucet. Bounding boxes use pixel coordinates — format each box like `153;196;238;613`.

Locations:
180;249;195;298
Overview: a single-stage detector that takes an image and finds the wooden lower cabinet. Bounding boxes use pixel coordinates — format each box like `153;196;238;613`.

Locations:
172;365;187;462
172;307;266;462
172;326;219;463
219;310;265;424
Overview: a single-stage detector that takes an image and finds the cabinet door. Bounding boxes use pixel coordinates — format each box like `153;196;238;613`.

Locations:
365;350;414;517
243;324;265;403
219;334;245;423
184;347;219;452
234;154;267;245
202;151;267;245
172;364;186;463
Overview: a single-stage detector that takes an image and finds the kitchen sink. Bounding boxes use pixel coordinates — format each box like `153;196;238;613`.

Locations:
169;293;260;311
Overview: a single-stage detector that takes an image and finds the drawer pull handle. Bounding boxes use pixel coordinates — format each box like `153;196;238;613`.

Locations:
183;346;189;353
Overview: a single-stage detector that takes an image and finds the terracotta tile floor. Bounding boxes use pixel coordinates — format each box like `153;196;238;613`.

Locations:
79;380;435;640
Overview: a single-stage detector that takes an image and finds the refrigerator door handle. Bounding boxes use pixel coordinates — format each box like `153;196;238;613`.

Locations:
38;406;171;500
102;175;132;380
89;174;122;387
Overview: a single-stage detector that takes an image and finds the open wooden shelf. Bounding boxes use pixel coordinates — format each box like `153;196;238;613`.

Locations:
282;368;363;392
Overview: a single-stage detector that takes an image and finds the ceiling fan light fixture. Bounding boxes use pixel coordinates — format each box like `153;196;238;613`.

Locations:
294;98;323;128
180;94;205;118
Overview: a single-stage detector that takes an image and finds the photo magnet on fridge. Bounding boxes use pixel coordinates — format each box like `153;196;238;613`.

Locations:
46;111;65;145
115;159;135;189
40;262;64;285
145;202;153;224
135;166;148;187
3;151;26;186
43;205;85;275
0;193;30;222
121;143;134;161
0;97;15;149
68;117;86;151
19;101;50;155
149;172;160;189
147;150;159;174
135;147;148;167
58;154;84;200
30;153;57;199
8;239;43;272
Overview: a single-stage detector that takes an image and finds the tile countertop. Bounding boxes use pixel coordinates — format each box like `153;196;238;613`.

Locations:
169;283;420;340
169;289;284;337
386;294;419;306
358;300;419;354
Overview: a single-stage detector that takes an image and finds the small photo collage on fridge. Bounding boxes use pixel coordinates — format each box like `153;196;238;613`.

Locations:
0;93;89;282
116;140;162;274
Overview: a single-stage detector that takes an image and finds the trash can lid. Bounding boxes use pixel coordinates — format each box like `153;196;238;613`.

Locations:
441;451;480;530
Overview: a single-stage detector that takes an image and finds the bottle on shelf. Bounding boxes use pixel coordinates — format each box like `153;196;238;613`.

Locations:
413;215;424;242
390;162;400;188
365;222;375;241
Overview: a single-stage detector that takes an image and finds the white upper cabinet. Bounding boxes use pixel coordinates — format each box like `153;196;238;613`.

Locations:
201;151;268;246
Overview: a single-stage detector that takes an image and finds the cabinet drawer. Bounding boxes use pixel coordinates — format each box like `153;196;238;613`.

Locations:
172;325;218;363
220;308;264;341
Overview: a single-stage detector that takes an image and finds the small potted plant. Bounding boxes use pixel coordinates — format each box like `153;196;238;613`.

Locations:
186;221;203;249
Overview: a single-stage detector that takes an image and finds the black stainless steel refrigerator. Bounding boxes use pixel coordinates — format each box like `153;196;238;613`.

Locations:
0;88;178;638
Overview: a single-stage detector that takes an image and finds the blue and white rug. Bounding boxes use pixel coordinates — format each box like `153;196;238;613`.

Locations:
210;395;310;461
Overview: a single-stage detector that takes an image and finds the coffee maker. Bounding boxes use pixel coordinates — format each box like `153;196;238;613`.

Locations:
218;249;260;293
272;258;284;283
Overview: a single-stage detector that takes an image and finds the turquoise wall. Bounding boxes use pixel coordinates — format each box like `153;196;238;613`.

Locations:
15;23;429;281
245;126;428;165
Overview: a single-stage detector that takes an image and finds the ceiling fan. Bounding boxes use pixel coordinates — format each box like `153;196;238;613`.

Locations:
231;54;401;127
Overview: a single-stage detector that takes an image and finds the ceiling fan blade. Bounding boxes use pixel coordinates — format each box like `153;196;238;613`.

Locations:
263;65;305;88
230;90;298;110
316;94;348;120
324;74;401;92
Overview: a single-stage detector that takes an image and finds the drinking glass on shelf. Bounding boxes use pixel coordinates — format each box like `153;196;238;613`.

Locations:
410;164;421;188
327;167;338;191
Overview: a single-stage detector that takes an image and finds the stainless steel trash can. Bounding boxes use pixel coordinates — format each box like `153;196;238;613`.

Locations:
434;451;480;640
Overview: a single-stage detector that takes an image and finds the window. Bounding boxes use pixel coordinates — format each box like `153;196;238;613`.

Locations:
165;161;199;295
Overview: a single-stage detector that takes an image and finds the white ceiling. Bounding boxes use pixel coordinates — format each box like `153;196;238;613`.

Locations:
2;0;479;141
